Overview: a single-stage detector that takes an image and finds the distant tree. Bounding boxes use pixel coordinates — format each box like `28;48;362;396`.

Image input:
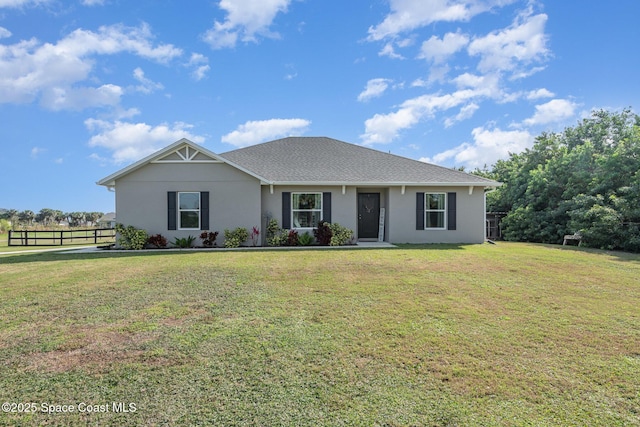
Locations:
86;212;103;226
18;210;35;227
67;212;86;228
4;209;18;226
52;210;65;225
36;208;56;226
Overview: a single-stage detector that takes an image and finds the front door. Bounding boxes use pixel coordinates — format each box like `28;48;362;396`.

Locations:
358;193;380;239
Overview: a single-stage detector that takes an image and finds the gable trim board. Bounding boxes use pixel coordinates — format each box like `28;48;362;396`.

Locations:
97;137;500;245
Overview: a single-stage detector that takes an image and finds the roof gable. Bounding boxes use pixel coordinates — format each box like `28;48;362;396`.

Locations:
96;139;268;187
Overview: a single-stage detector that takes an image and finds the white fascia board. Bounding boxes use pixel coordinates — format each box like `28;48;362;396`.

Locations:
96;138;272;187
263;181;502;187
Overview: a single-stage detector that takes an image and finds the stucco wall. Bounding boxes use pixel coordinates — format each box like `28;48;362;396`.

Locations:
260;185;358;238
387;186;486;244
115;162;261;245
261;185;486;244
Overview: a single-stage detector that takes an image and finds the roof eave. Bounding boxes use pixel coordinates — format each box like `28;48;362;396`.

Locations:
264;181;502;187
96;139;271;188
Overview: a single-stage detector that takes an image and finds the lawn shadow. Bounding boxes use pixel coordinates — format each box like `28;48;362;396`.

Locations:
0;245;391;265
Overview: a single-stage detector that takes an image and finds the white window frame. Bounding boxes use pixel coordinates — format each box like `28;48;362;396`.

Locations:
425;192;446;230
291;192;322;229
178;192;200;230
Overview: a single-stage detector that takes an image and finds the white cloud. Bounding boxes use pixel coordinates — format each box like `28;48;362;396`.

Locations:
186;53;210;81
378;42;404;59
0;23;181;109
222;118;311;148
81;0;105;5
132;67;164;94
203;0;291;49
468;11;549;74
368;0;516;41
30;146;45;158
40;84;122;111
444;102;479;127
526;88;554;100
418;31;469;63
361;89;478;144
424;126;534;168
358;78;392;102
523;99;577;126
0;27;11;39
86;119;205;163
0;0;49;7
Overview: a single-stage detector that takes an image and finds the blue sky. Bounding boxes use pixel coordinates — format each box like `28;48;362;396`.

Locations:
1;0;638;214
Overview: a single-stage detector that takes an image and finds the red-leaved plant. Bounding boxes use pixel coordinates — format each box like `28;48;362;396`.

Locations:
250;226;260;246
200;231;219;247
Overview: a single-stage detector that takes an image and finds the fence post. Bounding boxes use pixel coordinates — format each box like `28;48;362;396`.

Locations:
8;230;13;246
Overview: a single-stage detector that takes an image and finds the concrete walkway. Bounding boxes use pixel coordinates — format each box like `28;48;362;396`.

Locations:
0;245;102;255
0;241;396;256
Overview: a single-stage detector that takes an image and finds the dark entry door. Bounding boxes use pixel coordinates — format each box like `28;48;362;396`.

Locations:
358;193;380;239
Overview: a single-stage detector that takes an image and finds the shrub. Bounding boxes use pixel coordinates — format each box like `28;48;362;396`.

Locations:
285;229;299;246
298;231;314;246
314;221;332;245
0;219;10;233
329;223;355;246
224;227;249;248
266;218;281;247
147;234;168;248
200;231;219;247
115;223;148;250
172;235;196;248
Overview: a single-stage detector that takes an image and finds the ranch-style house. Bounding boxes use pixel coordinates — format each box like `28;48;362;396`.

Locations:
97;137;500;245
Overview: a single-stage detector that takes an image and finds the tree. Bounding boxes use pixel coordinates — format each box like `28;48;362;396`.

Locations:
490;109;640;251
18;210;35;227
36;208;56;226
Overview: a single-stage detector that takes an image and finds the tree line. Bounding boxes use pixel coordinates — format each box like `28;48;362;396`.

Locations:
479;109;640;252
0;208;106;230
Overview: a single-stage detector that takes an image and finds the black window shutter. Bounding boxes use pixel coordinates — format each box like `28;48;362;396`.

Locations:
168;191;177;230
322;192;332;223
200;192;209;230
282;192;291;229
447;192;457;230
416;192;425;230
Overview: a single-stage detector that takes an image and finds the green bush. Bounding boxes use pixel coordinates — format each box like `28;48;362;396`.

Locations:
224;227;249;248
115;223;148;250
265;218;282;247
172;235;196;248
0;219;10;233
298;231;314;246
328;222;354;246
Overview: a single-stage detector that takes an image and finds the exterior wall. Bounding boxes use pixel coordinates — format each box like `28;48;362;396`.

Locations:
115;162;261;245
261;185;486;244
260;185;358;238
387;186;486;244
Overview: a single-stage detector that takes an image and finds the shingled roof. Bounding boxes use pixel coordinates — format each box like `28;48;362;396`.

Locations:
221;136;499;186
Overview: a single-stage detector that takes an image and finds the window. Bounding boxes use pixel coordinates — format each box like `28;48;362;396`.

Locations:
292;193;322;228
425;193;446;229
178;192;200;229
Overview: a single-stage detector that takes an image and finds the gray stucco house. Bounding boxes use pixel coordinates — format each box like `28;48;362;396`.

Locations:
97;137;500;245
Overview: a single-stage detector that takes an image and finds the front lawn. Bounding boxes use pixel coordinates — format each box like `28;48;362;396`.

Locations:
0;243;638;426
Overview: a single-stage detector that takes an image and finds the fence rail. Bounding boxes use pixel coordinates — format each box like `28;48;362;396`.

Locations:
8;228;116;247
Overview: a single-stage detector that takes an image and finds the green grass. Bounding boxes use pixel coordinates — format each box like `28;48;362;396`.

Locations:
0;243;638;426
